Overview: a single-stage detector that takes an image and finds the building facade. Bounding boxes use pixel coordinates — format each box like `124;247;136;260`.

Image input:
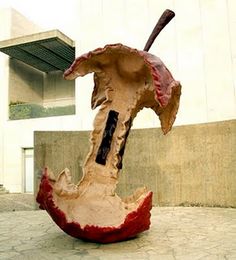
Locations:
0;0;235;193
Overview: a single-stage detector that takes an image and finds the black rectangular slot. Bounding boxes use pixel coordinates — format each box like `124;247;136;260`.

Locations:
95;110;119;165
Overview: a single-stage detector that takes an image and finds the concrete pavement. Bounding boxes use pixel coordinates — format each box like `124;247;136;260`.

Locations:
0;193;35;212
0;207;236;259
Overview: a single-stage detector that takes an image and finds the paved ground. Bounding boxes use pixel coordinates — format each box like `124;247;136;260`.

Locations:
0;205;236;260
0;193;35;212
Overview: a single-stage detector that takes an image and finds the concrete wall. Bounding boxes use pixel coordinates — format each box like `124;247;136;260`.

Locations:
34;119;236;207
8;10;44;105
10;8;41;38
1;2;236;193
0;8;11;184
43;71;75;107
0;8;79;191
73;0;236;129
9;59;44;104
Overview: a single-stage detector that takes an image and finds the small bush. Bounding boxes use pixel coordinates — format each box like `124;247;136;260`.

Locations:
9;102;75;120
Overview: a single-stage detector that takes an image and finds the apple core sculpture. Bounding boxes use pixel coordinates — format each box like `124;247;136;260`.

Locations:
36;9;181;243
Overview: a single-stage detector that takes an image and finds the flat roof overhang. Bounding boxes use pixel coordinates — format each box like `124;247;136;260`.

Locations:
0;30;75;73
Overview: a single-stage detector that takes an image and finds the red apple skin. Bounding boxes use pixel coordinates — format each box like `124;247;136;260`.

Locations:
36;169;153;243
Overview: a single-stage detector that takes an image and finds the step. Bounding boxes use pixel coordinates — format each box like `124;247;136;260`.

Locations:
0;185;9;194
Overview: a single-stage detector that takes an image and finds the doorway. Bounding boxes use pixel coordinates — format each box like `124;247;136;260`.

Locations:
23;148;34;193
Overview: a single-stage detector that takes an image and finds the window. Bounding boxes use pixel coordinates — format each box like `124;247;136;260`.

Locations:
0;30;76;120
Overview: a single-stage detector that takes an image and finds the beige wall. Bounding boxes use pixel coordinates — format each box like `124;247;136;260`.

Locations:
0;8;37;188
9;58;44;104
72;0;236;129
43;71;75;107
7;9;75;107
0;8;78;190
0;2;236;193
1;2;236;128
34;119;236;207
0;8;11;184
10;8;41;38
0;8;11;41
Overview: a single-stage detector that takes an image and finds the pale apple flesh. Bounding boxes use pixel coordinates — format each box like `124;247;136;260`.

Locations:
36;44;181;243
